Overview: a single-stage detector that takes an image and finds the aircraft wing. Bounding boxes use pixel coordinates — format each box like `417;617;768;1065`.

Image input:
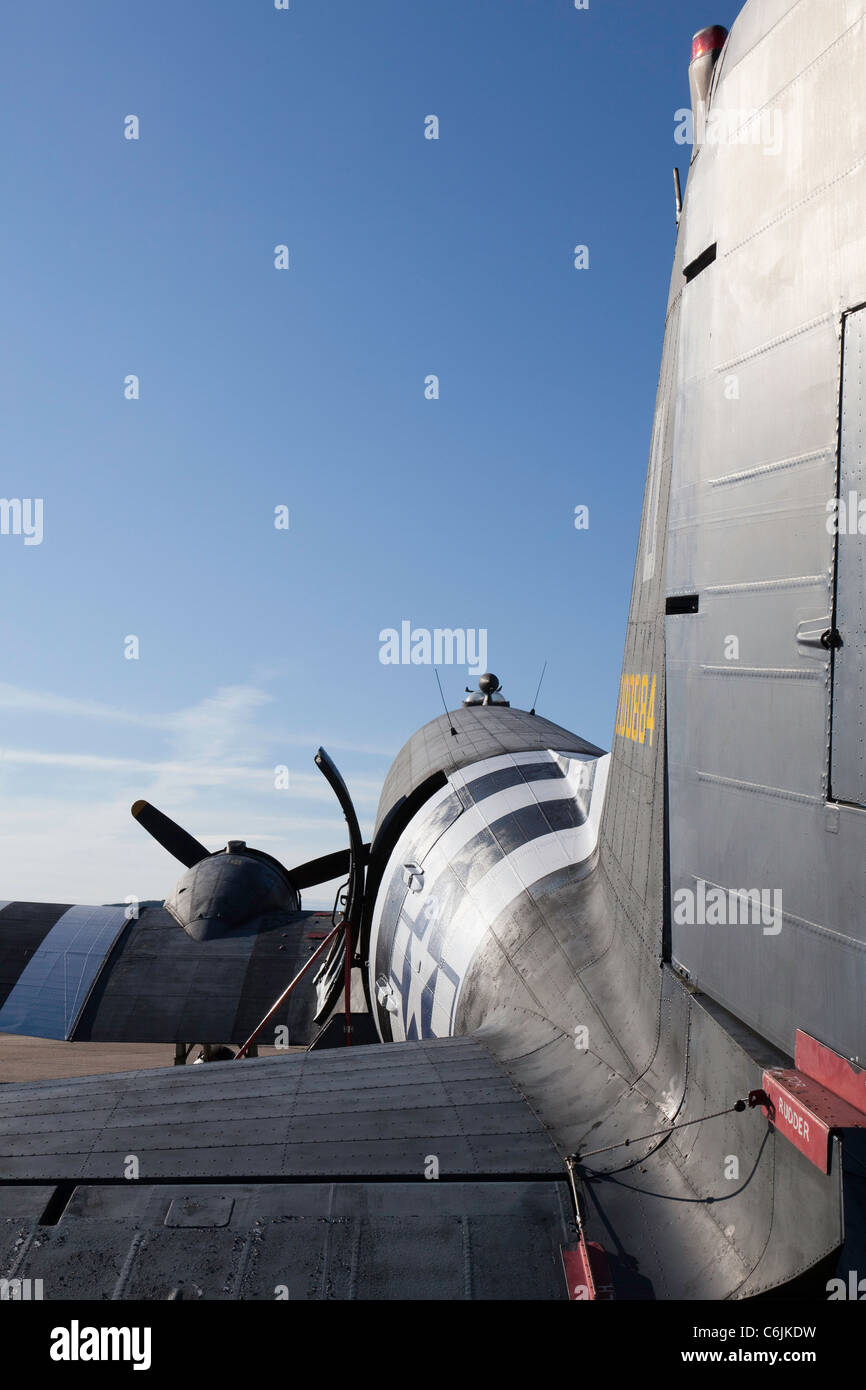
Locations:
0;902;332;1047
0;1037;574;1300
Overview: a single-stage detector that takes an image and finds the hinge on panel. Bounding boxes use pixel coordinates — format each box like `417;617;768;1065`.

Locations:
795;617;840;657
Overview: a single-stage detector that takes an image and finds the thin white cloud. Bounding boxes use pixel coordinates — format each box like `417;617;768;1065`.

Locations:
0;748;382;804
0;682;397;757
0;683;166;726
0;680;389;902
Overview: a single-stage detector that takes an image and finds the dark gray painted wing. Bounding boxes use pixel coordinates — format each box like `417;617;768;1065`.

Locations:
0;903;331;1046
0;1037;572;1300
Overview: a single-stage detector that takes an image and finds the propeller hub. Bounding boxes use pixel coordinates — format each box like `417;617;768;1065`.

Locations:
165;853;299;941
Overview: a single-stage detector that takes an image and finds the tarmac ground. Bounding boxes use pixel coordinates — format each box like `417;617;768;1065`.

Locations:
0;1036;287;1082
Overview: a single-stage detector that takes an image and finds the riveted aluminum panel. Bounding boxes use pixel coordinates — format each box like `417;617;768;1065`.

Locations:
666;0;866;1062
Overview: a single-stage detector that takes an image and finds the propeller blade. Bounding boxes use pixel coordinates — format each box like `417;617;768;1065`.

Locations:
131;800;211;869
288;844;370;891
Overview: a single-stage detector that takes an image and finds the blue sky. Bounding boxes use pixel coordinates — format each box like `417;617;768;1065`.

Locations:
0;0;740;905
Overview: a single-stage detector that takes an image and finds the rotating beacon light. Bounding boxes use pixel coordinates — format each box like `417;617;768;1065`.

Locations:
688;25;728;154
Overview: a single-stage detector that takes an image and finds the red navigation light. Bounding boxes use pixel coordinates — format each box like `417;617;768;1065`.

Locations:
691;25;728;64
